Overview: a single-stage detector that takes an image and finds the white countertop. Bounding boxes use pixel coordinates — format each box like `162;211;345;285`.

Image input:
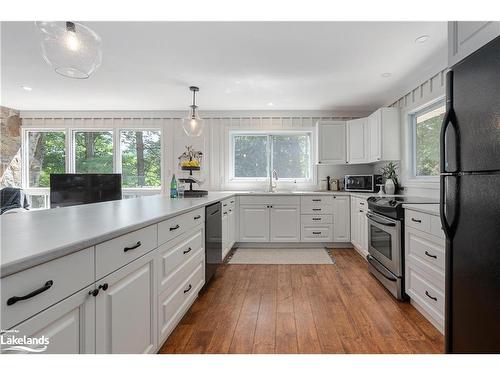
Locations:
0;189;417;277
403;203;440;216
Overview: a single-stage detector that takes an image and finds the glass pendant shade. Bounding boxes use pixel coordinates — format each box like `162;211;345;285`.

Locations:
36;21;102;79
182;86;204;137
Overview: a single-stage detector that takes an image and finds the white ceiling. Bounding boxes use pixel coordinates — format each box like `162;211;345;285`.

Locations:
0;22;447;112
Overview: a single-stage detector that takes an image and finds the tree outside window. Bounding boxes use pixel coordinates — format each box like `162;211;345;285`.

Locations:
414;104;445;177
28;131;66;187
74;131;113;173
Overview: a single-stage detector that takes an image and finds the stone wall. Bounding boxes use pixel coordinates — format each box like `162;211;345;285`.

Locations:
1;106;22;188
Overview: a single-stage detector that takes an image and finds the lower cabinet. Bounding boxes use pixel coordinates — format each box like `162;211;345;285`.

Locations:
222;209;229;256
4;286;96;354
239;204;271;242
350;197;369;257
95;250;157;354
270;205;301;242
333;195;350;242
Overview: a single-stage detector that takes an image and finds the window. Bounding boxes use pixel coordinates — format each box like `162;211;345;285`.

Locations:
230;131;312;181
120;130;161;188
74;131;113;173
27;131;66;187
412;101;445;177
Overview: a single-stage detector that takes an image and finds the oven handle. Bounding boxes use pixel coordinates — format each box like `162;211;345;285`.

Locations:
366;213;396;227
367;255;398;282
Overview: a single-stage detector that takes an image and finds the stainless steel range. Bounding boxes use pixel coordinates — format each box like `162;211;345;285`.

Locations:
366;196;438;300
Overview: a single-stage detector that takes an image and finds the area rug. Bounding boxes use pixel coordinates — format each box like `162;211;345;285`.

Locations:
228;248;334;265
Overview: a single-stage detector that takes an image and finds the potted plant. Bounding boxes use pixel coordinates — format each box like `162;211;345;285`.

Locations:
381;161;399;195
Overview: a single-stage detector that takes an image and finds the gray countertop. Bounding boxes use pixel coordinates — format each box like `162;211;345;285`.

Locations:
0;190;415;277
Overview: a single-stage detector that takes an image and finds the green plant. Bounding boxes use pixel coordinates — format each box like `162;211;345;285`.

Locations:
381;162;399;185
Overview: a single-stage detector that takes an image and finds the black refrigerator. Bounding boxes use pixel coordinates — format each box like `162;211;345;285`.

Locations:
440;35;500;353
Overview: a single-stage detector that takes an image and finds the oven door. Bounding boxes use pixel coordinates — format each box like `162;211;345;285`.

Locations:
366;211;402;277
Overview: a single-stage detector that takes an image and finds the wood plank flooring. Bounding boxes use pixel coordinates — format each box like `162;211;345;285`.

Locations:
158;249;444;354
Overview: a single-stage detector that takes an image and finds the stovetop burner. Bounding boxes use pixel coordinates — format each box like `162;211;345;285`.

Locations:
367;196;438;220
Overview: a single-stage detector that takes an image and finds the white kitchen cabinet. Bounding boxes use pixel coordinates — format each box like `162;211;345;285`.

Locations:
448;21;500;67
96;251;157;354
368;108;400;163
4;286;96;354
358;208;369;256
228;206;236;248
346;118;369;164
222;209;229;257
239;204;270;242
333;195;351;242
350;197;368;258
317;121;347;164
350;197;359;248
270;205;301;242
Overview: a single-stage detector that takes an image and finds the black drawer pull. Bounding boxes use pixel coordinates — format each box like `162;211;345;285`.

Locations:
229;209;232;212
312;218;321;221
89;288;99;297
183;247;192;255
124;241;141;252
312;199;321;202
170;224;180;231
411;218;422;223
223;204;227;207
359;210;363;213
194;215;201;220
7;280;54;306
360;202;365;205
312;208;321;211
425;251;437;259
230;200;234;203
183;284;192;294
98;283;109;291
312;231;322;235
425;291;437;301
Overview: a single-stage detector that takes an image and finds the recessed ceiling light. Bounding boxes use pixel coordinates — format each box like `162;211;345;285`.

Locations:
415;35;430;43
267;102;275;106
21;85;33;91
381;73;392;78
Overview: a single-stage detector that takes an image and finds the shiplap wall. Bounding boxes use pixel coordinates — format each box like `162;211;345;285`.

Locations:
389;68;447;198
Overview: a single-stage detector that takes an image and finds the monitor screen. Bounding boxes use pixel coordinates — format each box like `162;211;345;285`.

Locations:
50;174;122;208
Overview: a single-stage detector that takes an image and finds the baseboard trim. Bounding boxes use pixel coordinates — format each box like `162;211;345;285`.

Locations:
352;244;369;261
235;242;353;249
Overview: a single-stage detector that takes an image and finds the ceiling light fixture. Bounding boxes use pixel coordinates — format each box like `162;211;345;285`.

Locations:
182;86;204;137
21;86;33;91
381;72;392;78
415;35;430;43
267;102;275;106
35;21;102;79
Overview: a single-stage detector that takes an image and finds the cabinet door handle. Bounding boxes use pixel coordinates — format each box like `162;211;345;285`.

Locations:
183;284;192;294
425;251;437;259
229;209;232;212
312;218;321;221
98;283;109;291
7;280;54;306
89;288;99;297
194;215;201;220
312;208;321;211
183;247;192;255
312;199;321;202
124;241;141;252
312;231;322;235
359;210;363;213
170;224;180;231
411;218;422;223
230;201;234;203
223;204;227;207
425;290;438;301
360;202;365;206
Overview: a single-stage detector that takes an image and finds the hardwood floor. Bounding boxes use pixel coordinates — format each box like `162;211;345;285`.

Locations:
158;249;444;354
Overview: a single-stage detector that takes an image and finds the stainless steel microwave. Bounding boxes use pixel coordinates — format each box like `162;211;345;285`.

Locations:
344;175;381;192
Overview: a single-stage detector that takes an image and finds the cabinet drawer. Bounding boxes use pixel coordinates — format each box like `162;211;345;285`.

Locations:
301;224;333;242
1;247;94;329
430;215;445;239
405;210;431;232
158;256;205;344
222;197;236;211
300;195;333;206
239;195;300;205
301;214;333;225
96;224;157;279
301;205;333;215
158;207;205;245
157;227;204;294
357;199;368;210
406;265;445;322
406;227;445;273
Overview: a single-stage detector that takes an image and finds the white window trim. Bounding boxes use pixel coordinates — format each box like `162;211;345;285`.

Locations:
406;97;445;185
227;129;315;184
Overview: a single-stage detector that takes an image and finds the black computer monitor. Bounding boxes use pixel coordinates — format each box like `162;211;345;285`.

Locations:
50;173;122;208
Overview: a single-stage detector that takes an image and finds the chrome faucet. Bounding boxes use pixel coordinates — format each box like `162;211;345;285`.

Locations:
269;169;278;192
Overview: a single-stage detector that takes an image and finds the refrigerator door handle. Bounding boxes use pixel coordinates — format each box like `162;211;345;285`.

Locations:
440;71;460;174
440;175;452;237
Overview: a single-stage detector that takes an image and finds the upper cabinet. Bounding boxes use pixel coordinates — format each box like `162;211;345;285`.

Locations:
448;21;500;67
317;121;347;164
367;107;400;163
346;117;369;164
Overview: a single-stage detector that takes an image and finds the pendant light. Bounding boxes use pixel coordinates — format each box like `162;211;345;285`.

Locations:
36;21;102;79
182;86;204;137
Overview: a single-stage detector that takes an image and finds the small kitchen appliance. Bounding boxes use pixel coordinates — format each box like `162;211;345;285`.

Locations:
344;174;382;192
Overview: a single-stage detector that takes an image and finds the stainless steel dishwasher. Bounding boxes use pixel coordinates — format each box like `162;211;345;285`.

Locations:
205;202;222;284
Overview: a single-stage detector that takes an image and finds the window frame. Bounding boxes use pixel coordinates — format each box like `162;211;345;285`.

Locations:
228;129;314;183
409;98;445;181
